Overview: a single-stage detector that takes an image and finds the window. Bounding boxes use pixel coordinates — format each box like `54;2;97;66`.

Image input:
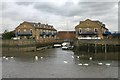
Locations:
38;24;39;27
34;24;36;27
44;25;46;28
86;28;90;31
30;29;32;33
36;36;39;39
24;25;26;27
94;28;98;33
24;29;26;32
79;28;82;34
18;29;20;33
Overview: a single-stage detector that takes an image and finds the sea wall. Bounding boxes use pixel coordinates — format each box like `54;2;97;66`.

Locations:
2;39;36;52
73;39;120;60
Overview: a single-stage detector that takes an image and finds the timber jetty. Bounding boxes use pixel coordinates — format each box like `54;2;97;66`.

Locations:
74;39;119;53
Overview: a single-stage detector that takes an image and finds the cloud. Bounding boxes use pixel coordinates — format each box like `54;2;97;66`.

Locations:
1;1;118;33
33;2;117;17
16;2;34;6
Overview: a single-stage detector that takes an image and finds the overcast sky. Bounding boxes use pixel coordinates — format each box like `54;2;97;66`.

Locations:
1;0;119;33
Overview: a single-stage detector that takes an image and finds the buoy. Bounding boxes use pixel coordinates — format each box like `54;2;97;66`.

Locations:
77;56;79;59
10;57;14;59
105;63;111;66
72;56;74;58
3;56;6;59
35;56;38;60
5;58;8;60
41;57;43;59
89;57;92;60
63;61;68;63
98;63;103;65
83;63;89;66
78;63;82;66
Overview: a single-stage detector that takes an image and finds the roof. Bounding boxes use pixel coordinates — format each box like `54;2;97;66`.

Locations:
58;31;75;33
75;19;108;30
16;21;57;31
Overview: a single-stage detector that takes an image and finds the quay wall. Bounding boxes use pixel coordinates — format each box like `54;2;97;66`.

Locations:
2;39;36;52
73;39;120;60
73;39;120;53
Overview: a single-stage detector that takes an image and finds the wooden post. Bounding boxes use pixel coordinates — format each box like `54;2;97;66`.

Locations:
105;44;107;53
95;43;97;59
105;44;107;60
88;44;89;53
95;43;97;53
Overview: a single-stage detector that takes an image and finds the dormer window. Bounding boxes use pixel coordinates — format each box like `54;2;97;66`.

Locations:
86;28;90;31
44;25;46;28
38;24;39;27
18;29;20;33
34;24;36;27
79;28;82;34
94;28;98;33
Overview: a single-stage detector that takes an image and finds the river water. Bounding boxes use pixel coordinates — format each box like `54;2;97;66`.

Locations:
2;48;118;78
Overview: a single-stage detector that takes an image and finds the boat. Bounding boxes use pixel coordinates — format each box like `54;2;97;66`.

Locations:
61;42;73;50
53;43;61;48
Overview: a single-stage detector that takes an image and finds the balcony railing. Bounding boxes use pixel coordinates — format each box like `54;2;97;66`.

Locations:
16;32;32;36
40;32;56;36
40;32;46;36
77;31;98;35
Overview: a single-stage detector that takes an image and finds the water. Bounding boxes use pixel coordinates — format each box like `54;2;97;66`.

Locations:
2;48;118;78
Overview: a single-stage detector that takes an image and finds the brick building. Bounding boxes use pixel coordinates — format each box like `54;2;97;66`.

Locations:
56;31;76;42
75;19;109;39
15;21;57;43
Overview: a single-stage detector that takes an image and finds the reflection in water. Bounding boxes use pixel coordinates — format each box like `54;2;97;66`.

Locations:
2;48;118;78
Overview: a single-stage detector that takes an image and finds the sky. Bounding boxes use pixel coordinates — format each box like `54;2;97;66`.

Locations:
1;0;119;33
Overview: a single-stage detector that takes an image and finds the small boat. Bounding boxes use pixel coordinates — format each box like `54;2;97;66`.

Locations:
62;42;73;50
53;44;61;48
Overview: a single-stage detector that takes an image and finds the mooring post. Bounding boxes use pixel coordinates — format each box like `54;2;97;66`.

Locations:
88;44;89;53
94;41;97;59
105;44;107;53
95;42;97;53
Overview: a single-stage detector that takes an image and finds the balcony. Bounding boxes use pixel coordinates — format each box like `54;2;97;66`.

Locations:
17;32;32;36
103;31;111;36
40;32;46;36
77;31;98;35
52;33;57;36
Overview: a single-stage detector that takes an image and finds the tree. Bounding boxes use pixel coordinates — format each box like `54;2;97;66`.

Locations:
2;30;15;39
